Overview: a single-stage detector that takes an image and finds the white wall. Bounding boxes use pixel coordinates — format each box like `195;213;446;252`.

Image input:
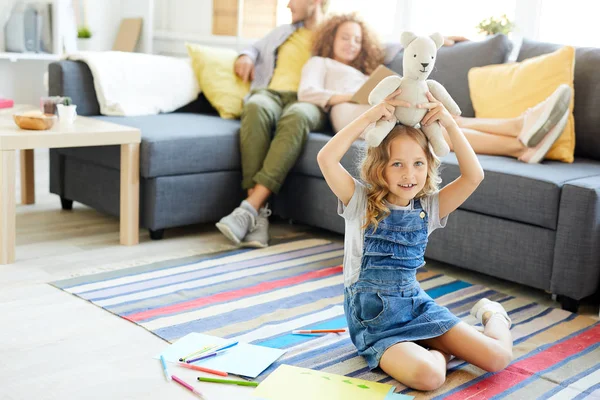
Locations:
0;61;49;105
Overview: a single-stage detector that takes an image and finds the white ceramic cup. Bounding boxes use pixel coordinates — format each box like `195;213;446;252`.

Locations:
56;104;77;124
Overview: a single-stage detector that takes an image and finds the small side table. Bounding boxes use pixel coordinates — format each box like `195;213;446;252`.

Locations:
0;109;141;264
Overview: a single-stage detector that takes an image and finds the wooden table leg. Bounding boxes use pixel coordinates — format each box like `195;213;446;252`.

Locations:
20;149;35;204
0;150;16;264
120;143;139;245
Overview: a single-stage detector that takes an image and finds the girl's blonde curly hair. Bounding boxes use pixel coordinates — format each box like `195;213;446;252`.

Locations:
360;125;442;230
312;13;384;75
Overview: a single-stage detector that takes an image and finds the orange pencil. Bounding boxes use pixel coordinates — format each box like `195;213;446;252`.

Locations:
177;362;228;377
292;329;347;334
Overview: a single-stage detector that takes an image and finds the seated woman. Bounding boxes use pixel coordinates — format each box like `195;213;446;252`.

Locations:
298;13;572;164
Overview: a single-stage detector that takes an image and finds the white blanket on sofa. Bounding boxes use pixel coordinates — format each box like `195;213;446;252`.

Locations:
67;51;200;116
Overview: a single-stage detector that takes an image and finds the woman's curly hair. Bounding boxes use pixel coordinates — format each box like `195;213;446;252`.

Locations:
360;125;442;230
312;13;384;75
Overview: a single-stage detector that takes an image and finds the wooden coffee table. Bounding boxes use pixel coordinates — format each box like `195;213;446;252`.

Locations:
0;107;141;264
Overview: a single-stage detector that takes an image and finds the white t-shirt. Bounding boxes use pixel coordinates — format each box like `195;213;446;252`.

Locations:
337;179;448;287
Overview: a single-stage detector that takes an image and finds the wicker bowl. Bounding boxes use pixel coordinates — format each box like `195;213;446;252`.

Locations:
13;112;57;130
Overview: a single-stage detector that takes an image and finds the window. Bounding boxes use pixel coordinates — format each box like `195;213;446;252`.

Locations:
406;0;516;40
537;0;597;47
276;0;516;42
276;0;399;41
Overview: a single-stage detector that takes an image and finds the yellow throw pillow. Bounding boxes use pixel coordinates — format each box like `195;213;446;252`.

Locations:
468;46;576;163
186;43;250;119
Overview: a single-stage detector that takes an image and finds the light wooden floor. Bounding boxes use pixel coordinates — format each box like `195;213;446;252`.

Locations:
0;149;597;400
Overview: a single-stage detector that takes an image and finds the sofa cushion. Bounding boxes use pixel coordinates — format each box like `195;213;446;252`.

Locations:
440;154;600;230
295;134;600;230
468;46;576;163
517;39;600;161
386;34;512;118
56;113;242;178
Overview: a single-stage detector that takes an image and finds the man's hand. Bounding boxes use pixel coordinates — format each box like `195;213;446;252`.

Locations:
443;35;469;46
234;55;255;82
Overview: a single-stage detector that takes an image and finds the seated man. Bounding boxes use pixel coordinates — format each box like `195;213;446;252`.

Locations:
216;0;329;248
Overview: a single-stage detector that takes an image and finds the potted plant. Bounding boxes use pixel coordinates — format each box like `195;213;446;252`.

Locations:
56;97;77;124
476;14;514;36
77;26;93;51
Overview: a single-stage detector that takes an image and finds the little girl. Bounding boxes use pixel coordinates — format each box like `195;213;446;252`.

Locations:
317;89;513;391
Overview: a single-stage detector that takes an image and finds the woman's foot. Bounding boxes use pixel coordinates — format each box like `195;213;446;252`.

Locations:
470;298;512;328
518;109;569;164
518;84;572;147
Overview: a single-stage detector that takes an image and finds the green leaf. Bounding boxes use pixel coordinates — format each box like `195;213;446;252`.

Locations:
357;384;370;389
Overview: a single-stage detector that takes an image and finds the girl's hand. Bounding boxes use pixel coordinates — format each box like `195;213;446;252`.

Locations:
363;88;410;124
418;92;457;129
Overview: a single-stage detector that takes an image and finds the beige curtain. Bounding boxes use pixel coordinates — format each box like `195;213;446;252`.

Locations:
212;0;277;38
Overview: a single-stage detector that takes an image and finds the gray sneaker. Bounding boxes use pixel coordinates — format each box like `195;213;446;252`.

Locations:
242;205;272;248
216;204;257;245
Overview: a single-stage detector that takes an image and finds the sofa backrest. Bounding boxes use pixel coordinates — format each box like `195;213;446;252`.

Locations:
386;34;513;118
49;60;217;117
517;39;600;160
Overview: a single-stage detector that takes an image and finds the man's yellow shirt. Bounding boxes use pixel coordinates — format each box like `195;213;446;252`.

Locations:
268;27;313;92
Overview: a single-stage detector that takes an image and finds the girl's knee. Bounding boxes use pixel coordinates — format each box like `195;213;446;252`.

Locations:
409;360;446;391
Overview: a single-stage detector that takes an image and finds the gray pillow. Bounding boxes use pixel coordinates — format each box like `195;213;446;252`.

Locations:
518;39;600;161
386;34;513;118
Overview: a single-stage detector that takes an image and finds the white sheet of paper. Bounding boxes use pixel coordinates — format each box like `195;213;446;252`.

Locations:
155;333;286;379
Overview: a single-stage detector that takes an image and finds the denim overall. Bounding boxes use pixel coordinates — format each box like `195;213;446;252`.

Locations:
344;198;461;370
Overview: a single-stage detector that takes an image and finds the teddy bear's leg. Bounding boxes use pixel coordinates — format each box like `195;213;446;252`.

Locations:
420;121;450;157
364;119;397;147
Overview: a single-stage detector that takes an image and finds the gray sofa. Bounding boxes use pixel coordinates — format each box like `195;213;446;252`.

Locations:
48;35;600;312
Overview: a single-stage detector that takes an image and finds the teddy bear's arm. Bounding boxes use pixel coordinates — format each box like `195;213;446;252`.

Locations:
426;80;461;116
368;76;403;106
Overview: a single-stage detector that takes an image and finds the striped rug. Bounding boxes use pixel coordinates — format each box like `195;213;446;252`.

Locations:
51;238;600;399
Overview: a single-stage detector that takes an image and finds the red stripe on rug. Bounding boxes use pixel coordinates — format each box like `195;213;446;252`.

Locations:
125;265;343;322
444;324;600;400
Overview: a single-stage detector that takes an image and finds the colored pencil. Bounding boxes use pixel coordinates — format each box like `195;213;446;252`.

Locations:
159;355;171;381
176;362;228;377
197;377;259;387
292;329;347;334
186;348;229;364
172;374;207;399
179;344;217;362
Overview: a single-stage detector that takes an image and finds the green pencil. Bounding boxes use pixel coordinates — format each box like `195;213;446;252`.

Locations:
197;377;259;387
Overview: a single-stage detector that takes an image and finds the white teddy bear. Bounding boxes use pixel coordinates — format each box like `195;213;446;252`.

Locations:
363;32;461;157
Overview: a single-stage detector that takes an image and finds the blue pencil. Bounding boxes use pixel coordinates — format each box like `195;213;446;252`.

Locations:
159;355;171;381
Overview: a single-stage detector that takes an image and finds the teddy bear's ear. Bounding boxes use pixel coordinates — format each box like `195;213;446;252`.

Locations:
400;31;418;48
430;32;444;49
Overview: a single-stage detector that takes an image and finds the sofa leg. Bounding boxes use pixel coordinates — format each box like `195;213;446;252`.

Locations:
60;197;73;210
558;296;580;313
149;229;165;240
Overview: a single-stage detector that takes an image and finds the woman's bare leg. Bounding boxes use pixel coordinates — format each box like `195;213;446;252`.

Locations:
379;342;451;391
419;318;513;373
455;115;523;138
443;127;527;158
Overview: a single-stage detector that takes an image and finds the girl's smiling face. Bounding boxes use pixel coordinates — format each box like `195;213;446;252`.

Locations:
384;135;429;206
